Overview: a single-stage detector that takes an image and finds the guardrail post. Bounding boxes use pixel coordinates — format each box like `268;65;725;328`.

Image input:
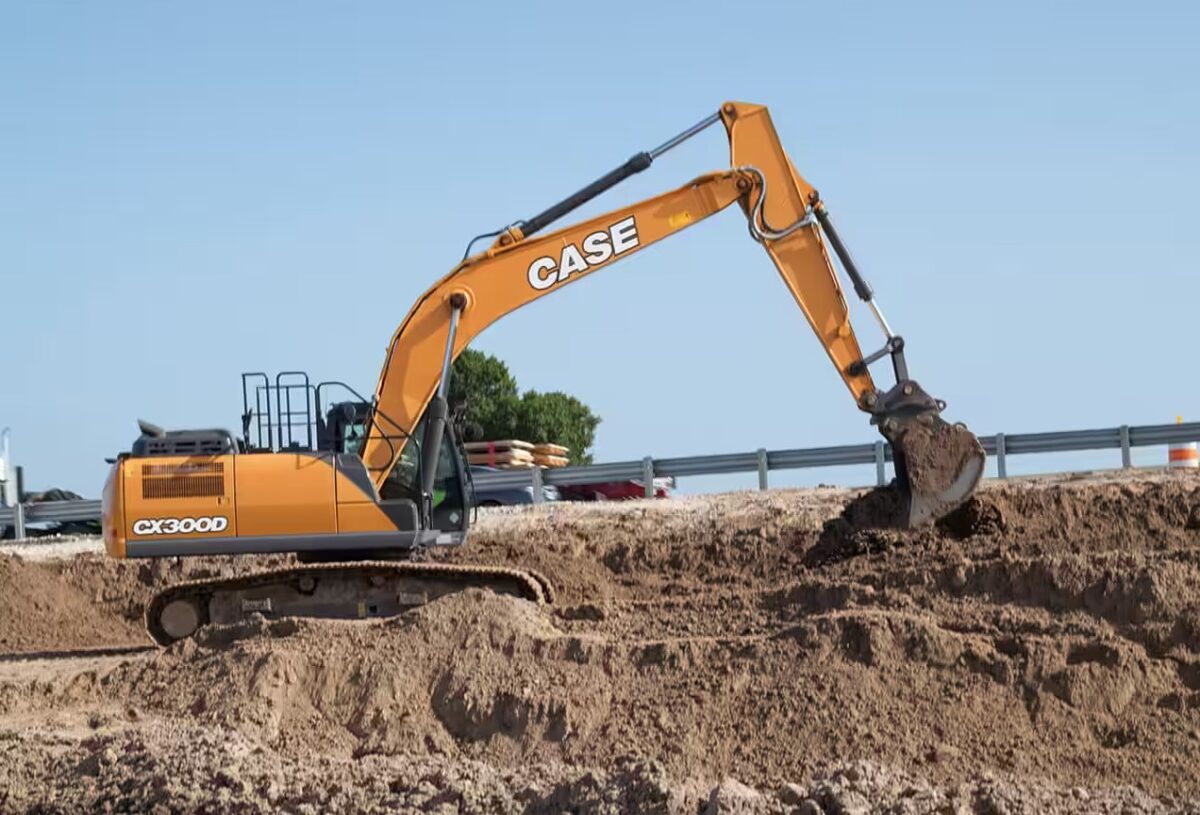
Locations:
531;467;544;504
12;502;25;540
874;441;886;486
756;448;768;490
1119;424;1132;469
642;456;655;499
996;433;1007;478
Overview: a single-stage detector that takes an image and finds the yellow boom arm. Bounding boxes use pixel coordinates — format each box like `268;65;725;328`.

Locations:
360;101;984;526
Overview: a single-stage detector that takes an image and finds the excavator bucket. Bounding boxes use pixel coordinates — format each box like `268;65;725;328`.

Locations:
870;378;986;527
883;413;986;527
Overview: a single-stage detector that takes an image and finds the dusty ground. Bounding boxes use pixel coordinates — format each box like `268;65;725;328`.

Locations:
2;471;1200;813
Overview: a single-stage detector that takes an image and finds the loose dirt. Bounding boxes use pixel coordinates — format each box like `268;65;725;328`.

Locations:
2;470;1200;813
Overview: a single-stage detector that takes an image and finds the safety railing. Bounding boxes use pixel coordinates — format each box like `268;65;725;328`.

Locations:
3;420;1198;537
456;420;1200;499
0;499;102;539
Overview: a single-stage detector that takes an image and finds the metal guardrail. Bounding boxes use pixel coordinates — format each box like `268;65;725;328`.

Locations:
476;421;1200;499
0;499;103;539
3;421;1198;538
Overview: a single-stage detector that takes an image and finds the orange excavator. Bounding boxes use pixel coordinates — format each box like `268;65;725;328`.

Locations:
101;102;985;644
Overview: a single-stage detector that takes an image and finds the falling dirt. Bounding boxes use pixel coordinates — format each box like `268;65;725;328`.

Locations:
3;470;1200;812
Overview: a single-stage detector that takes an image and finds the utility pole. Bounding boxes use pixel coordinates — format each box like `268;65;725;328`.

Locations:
0;427;13;507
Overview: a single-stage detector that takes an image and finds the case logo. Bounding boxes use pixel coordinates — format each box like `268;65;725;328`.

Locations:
132;516;229;536
527;216;640;291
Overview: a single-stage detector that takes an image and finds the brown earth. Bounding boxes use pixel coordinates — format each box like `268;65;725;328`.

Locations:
2;470;1200;813
0;556;146;653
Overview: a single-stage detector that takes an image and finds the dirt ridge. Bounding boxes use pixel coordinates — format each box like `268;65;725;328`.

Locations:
2;470;1200;812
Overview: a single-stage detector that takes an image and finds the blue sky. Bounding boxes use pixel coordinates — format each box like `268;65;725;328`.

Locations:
2;1;1198;495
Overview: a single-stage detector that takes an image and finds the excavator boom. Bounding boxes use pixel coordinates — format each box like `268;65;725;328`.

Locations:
361;101;983;526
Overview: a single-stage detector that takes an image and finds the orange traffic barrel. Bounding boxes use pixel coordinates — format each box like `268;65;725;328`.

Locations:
1169;416;1199;469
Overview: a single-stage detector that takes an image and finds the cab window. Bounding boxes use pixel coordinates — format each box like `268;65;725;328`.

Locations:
380;418;466;531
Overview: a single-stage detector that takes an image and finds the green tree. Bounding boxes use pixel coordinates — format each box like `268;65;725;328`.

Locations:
514;390;600;465
449;349;519;442
450;349;600;464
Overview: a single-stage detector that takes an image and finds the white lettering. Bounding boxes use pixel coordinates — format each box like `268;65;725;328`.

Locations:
558;244;589;280
527;257;557;290
611;216;639;254
131;515;229;536
582;230;613;264
524;217;640;292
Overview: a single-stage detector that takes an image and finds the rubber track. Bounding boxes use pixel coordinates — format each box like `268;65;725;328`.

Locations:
146;561;555;646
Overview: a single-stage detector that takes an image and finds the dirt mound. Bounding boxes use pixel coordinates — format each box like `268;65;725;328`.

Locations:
958;476;1200;554
0;555;147;653
457;489;841;603
2;471;1200;810
79;591;615;764
10;582;1200;796
0;551;305;654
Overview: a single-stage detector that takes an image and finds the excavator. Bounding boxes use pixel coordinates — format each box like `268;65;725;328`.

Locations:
100;101;986;645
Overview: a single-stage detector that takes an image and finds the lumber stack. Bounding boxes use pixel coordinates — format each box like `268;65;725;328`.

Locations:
531;442;569;468
465;440;570;469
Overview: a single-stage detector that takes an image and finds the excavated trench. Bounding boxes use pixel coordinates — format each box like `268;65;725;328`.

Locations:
2;470;1200;813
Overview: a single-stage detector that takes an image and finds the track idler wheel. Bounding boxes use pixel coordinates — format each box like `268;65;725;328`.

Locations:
872;380;986;527
157;598;204;642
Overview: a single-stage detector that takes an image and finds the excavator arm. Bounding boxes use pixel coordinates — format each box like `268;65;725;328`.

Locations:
362;101;984;526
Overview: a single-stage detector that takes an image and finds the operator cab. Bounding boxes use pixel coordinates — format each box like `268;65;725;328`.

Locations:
238;372;469;534
317;400;371;455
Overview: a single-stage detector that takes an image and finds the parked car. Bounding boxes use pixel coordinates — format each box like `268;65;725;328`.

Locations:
469;466;560;506
558;477;673;501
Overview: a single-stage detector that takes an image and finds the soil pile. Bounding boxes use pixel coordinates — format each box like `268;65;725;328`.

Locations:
113;591;608;763
0;555;146;653
1;470;1200;812
0;551;299;654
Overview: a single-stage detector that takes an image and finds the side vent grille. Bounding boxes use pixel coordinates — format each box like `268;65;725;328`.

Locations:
142;462;226;500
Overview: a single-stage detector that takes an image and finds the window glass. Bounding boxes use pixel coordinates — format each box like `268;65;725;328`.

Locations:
379;418;466;531
341;421;366;455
